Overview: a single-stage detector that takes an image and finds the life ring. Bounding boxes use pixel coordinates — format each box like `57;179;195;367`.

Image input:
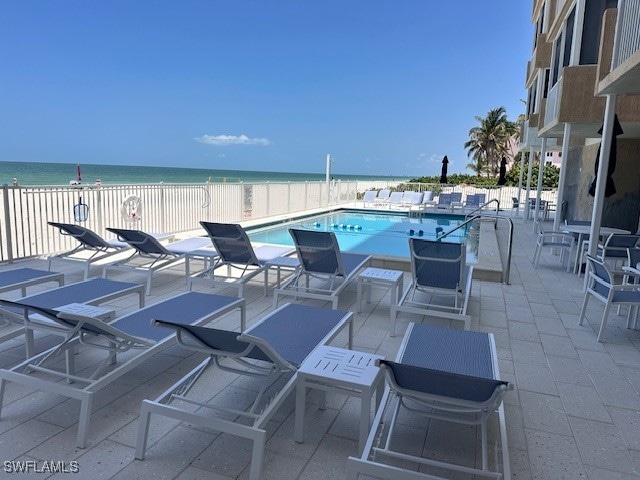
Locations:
121;195;143;223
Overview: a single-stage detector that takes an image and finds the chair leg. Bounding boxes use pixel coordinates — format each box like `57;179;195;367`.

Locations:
597;303;613;342
578;294;590;326
135;401;153;460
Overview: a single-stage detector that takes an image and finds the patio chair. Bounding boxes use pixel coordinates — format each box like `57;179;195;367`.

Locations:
0;268;65;344
596;233;640;276
135;303;353;480
190;222;293;297
347;323;512;480
361;190;378;207
532;223;574;271
0;277;145;357
0;291;245;448
273;229;371;309
390;238;472;336
48;222;130;279
104;228;188;295
579;254;640;342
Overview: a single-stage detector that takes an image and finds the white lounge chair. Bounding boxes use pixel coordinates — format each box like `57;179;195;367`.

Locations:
273;229;370;309
1;277;145;357
104;228;189;295
0;291;245;448
361;190;378;207
374;189;391;206
390;238;472;335
347;322;512;480
189;222;294;297
135;303;353;480
0;268;65;344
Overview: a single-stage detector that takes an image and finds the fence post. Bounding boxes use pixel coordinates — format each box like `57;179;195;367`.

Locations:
266;182;270;217
160;182;166;233
2;185;14;263
96;186;104;236
287;182;291;214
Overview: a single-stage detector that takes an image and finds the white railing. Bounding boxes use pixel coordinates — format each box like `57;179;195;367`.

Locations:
612;0;640;70
545;81;560;125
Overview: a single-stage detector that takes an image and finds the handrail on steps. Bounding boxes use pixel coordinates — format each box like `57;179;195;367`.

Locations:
437;209;514;285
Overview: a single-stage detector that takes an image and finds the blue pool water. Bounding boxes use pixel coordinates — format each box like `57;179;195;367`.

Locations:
247;210;467;258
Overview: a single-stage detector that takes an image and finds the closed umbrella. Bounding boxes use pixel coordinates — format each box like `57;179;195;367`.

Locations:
497;157;507;186
439;155;449;184
588;114;622;197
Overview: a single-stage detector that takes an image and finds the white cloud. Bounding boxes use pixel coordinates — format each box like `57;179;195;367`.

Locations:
194;134;271;146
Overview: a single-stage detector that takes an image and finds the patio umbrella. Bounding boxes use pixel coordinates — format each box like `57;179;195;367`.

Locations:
439;156;448;184
497;157;507;185
588;114;622;197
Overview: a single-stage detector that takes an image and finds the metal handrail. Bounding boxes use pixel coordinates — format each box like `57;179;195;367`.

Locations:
438;212;514;285
464;199;500;221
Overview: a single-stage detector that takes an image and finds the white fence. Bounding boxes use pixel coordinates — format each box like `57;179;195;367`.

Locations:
0;180;556;262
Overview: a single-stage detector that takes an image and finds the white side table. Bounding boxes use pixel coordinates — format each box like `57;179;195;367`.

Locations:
56;302;116;321
264;256;300;294
295;346;385;452
357;267;404;312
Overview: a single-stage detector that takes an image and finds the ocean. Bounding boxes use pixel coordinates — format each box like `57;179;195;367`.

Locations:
0;161;410;186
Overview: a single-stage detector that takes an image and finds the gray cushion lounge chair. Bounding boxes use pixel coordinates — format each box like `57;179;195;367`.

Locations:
390;238;472;336
0;291;245;448
190;222;294;297
0;268;65;344
104;228;188;295
0;277;145;357
273;229;371;309
347;323;512;480
135;303;353;480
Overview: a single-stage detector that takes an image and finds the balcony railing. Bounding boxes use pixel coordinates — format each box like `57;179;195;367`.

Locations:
545;81;560;126
612;0;640;70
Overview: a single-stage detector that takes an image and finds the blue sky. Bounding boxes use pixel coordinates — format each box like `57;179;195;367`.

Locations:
0;1;532;177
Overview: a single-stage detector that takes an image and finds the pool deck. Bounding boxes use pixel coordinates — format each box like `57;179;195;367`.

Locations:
1;214;640;479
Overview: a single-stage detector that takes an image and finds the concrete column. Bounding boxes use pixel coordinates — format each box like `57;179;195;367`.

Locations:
533;137;547;233
516;150;526;217
553;123;572;231
524;147;535;220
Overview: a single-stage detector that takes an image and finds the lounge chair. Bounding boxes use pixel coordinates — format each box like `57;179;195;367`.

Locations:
390;238;472;336
47;222;129;279
436;193;452;209
104;228;189;295
465;193;486;211
0;268;65;344
374;189;391;206
273;229;371;309
189;222;294;297
0;277;145;357
0;291;245;448
579;254;640;342
450;191;463;209
347;322;512;480
385;191;405;209
400;191;424;208
135;303;353;480
361;190;378;207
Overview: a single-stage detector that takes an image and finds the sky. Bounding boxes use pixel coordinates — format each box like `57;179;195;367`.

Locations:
0;1;533;177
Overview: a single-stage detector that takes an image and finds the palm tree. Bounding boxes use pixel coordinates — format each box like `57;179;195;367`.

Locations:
464;107;518;177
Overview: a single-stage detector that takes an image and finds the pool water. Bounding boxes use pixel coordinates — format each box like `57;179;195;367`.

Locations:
247;210;467;258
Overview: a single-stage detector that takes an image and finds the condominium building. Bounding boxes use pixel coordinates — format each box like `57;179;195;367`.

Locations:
521;0;640;232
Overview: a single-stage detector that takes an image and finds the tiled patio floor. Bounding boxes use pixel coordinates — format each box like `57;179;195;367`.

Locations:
1;215;640;479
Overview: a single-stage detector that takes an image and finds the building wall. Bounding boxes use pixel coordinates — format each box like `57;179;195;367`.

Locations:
563;140;640;232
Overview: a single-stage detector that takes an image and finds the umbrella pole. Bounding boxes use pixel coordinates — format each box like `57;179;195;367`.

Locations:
587;94;617;258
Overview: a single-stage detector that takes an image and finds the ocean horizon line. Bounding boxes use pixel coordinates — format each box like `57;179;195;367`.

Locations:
1;160;414;187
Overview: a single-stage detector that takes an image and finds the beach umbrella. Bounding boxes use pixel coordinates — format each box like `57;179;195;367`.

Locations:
73;164;89;222
588;114;622;197
497;157;507;186
439;156;449;184
76;164;82;183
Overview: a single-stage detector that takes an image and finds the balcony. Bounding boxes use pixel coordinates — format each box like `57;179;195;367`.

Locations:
598;0;640;95
526;34;552;85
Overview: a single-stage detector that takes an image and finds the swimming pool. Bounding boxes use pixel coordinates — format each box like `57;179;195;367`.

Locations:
247;209;468;258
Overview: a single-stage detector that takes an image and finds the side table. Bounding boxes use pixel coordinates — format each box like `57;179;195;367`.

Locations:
357;267;404;312
295;346;385;452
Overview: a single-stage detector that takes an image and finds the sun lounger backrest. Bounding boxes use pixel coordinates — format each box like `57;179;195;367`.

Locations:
380;360;508;403
200;222;260;266
153;320;271;362
410;238;465;291
289;229;343;276
362;190;378;203
437;193;451;206
403;191;424;205
387;192;404;205
450;192;462;203
377;189;391;201
49;222;113;249
423;191;434;202
106;228;171;256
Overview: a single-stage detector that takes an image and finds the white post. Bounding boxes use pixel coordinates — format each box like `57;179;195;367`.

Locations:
588;94;617;257
516;150;526;216
325;154;331;205
553;123;572;231
524;146;535;220
533;137;547;233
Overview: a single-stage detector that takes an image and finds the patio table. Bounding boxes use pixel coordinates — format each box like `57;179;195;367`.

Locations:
562;225;630;274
